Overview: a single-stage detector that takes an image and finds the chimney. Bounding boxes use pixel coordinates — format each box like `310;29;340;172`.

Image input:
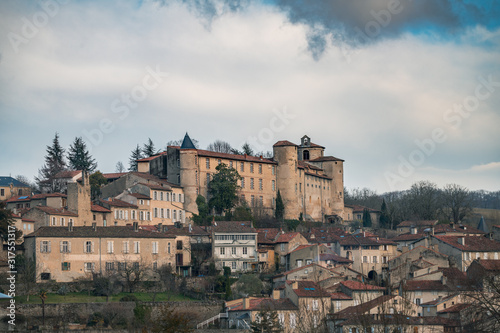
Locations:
243;297;250;310
292;281;298;289
272;289;280;300
68;221;73;232
458;237;465;245
133;222;139;232
92;222;96;231
411;227;417;235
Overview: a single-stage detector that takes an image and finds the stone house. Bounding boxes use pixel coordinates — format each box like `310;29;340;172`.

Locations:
0;176;30;201
23;223;189;282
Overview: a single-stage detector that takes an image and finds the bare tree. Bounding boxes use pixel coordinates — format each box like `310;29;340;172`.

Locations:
114;256;151;293
115;161;125;173
441;183;473;223
206;140;233;154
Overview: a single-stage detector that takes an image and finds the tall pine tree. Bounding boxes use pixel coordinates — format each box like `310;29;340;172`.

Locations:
129;145;143;171
67;137;97;172
379;199;390;229
362;208;372;228
36;133;67;192
142;138;156;157
275;190;285;220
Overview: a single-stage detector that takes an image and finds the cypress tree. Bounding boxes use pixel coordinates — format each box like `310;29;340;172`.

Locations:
362;208;372;228
275;190;285;220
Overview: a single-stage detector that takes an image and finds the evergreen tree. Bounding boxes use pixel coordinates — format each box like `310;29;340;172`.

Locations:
362;208;372;227
129;145;143;171
0;202;15;242
89;171;108;200
241;143;254;156
67;137;97;172
379;199;390;229
142;138;156;157
208;163;241;215
250;306;283;333
275;190;285;220
36;133;67;192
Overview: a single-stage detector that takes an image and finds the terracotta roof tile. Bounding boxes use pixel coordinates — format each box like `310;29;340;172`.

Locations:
33;206;78;217
275;232;301;243
308;156;344;162
91;204;111;213
340;280;385;291
207;221;256;234
228;297;297;311
473;259;500;272
334;295;394;318
100;198;138;208
25;226;176;239
398;220;438;228
320;253;353;263
196;149;277;164
433;235;500;252
256;228;280;244
273;140;297;147
129;193;151;200
289;281;331;297
404;280;448;291
437;303;471;313
330;292;352;300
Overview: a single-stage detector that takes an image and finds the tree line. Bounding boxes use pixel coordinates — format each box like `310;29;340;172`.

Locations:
345;180;499;229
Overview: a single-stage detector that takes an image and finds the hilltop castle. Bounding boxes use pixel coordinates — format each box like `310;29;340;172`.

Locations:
138;134;345;222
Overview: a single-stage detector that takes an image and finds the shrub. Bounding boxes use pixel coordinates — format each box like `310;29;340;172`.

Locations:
119;295;138;302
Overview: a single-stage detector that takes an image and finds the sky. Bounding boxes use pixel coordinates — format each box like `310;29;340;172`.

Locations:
0;0;499;194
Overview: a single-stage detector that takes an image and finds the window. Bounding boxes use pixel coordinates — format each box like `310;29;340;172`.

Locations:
85;241;93;253
220;247;225;255
483;253;488;259
173;210;177;220
259;196;263;206
177;240;183;250
153;262;158;271
123;241;129;254
297;259;303;267
147;212;151;220
229;161;233;168
154;208;158;218
167;209;171;219
241;177;245;188
160;208;164;218
133;262;139;270
289;313;296;329
206;158;210;169
272;166;275;175
106;241;113;254
272;180;275;191
251;195;255;206
250;163;254;173
206;173;210;185
243;262;248;270
259;179;263;190
166;193;170;201
250;178;254;189
118;262;127;271
60;217;65;226
278;313;284;326
173;193;176;202
312;299;319;311
154;191;157;200
61;262;70;271
218;159;221;165
240;162;244;172
232;247;236;255
416;298;421;305
41;273;50;280
140;211;144;221
373;256;378;263
134;241;140;254
243;247;248;255
132;210;136;220
160;192;163;201
0;189;3;196
106;262;114;271
280;243;285;252
168;242;171;254
258;164;262;174
363;256;368;263
336;301;342;310
382;256;388;264
52;217;56;226
232;262;236;270
84;262;94;272
60;241;70;253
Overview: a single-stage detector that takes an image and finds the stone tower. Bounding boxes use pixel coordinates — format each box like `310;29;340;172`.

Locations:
273;140;300;220
297;135;324;161
178;133;199;218
67;171;92;225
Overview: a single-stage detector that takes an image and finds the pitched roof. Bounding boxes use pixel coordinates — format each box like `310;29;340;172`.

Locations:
289;244;314;253
102;172;127;180
345;204;380;213
128;193;151;200
319;253;353;263
308;156;344;162
6;193;66;203
391;233;426;242
228;297;297;312
100;198;138;208
289;280;331;297
24;226;176;239
338;234;396;246
196;149;276;165
138;182;173;191
340;280;385;291
472;259;500;272
180;133;197;149
275;232;301;243
330;292;352;300
0;176;30;188
33;206;78;217
91;204;111;213
334;295;395;318
162;225;210;237
53;170;82;178
437;303;471;314
137;155;162;162
433;235;500;252
273;140;297;147
256;228;280;244
404;280;448;291
398;220;438;228
207;221;256;234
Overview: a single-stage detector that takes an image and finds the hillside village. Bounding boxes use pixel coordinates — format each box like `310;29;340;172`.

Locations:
1;134;500;332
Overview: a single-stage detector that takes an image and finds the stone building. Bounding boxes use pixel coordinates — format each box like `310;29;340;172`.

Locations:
0;176;30;201
23;223;190;282
137;134;345;222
